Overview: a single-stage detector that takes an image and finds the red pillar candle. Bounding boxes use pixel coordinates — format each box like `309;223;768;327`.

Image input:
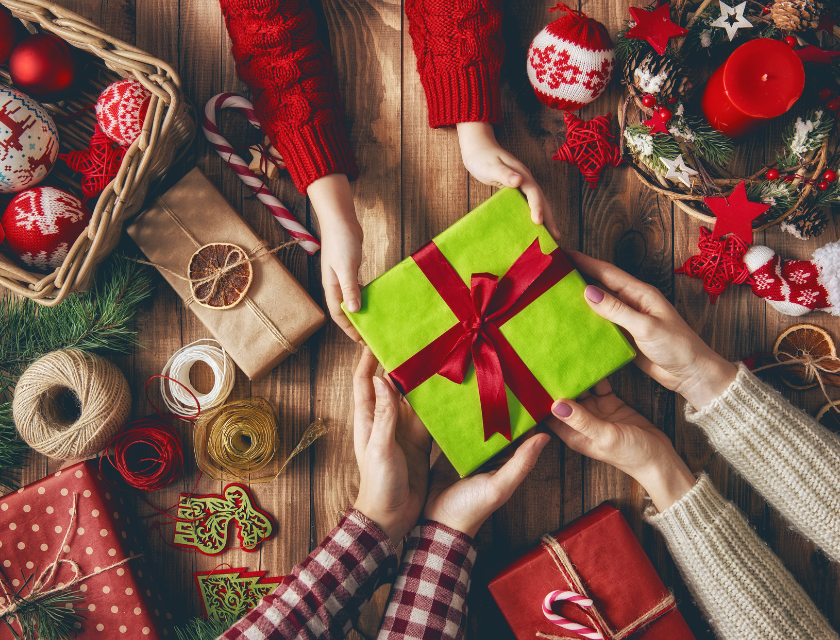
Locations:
702;38;804;137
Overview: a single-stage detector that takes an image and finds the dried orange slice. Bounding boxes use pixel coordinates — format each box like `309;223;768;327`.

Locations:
816;401;840;433
773;324;839;390
188;243;253;310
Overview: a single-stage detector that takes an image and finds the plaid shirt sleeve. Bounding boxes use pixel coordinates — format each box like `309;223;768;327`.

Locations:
376;521;478;640
219;509;398;640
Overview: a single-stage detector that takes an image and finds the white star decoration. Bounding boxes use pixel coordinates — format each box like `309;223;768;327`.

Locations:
661;154;698;187
711;1;752;41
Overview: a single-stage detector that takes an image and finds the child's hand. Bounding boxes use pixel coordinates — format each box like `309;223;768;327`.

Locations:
422;433;549;538
308;174;364;341
352;348;432;546
456;122;560;241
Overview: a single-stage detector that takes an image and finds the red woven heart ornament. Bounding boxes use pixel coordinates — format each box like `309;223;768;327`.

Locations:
61;124;126;200
527;3;616;111
553;111;622;188
675;227;752;303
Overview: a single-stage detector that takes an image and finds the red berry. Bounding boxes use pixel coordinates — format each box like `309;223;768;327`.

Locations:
762;4;771;12
785;35;798;47
824;169;837;182
766;168;780;181
642;94;656;108
785;174;795;182
827;98;840;111
819;88;833;100
667;96;677;103
819;180;830;190
657;107;673;122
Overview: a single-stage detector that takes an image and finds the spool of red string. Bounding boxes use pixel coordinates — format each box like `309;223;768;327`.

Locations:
100;417;184;492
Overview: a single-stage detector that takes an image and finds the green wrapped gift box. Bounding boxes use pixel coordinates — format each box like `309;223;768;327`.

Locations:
343;188;635;476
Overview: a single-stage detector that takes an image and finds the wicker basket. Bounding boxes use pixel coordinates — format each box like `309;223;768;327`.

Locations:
0;0;194;305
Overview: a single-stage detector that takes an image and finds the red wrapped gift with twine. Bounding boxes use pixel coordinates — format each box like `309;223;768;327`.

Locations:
0;461;173;639
488;504;695;640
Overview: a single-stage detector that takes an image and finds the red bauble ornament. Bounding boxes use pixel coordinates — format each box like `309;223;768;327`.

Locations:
526;4;616;111
642;94;656;108
818;180;830;190
824;169;837;182
8;34;76;100
819;87;833;100
1;186;91;271
657;106;673;122
96;79;152;147
766;168;780;181
784;35;798;47
0;7;17;64
827;98;840;111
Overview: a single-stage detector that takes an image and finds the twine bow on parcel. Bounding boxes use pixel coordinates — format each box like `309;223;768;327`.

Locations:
536;534;676;640
752;351;840;411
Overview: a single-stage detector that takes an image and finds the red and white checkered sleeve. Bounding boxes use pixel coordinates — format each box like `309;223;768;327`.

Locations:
376;521;478;640
219;509;398;640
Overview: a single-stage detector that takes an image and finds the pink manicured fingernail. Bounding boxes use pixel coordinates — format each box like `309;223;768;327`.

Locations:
584;285;604;304
552;401;572;418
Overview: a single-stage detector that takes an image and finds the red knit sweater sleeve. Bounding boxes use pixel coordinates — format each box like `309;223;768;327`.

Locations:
405;0;505;128
219;0;358;193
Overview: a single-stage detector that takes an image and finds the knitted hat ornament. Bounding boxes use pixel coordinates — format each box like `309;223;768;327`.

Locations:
95;79;152;147
527;3;616;111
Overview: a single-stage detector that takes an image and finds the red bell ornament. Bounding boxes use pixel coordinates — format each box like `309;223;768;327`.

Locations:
9;34;76;100
0;7;17;64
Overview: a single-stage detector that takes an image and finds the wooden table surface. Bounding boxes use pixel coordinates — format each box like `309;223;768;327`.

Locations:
16;0;840;637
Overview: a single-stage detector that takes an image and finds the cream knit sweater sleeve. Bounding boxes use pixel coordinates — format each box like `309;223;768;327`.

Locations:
684;364;840;561
645;475;838;639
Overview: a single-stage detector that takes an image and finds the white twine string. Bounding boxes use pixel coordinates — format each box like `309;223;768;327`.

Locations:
160;339;236;417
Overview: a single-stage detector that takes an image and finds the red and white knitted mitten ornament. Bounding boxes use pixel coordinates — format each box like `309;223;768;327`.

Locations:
96;79;152;147
527;3;615;111
742;242;840;316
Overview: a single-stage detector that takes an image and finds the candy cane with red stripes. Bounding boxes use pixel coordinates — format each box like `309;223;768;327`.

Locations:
202;93;320;254
542;590;604;640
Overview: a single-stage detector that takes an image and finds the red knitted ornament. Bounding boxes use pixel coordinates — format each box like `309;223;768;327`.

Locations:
674;227;752;303
553;111;622;188
1;186;91;271
96;79;152;146
527;3;615;111
61;124;127;200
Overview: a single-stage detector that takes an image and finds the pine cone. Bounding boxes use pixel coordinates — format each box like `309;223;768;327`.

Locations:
771;0;824;31
624;50;693;101
781;205;830;239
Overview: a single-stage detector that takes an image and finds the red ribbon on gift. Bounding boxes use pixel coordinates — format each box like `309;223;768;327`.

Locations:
389;239;574;441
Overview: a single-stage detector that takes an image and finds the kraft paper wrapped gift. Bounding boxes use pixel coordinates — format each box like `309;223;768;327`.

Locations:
127;168;325;380
488;503;696;640
0;461;173;639
343;187;635;476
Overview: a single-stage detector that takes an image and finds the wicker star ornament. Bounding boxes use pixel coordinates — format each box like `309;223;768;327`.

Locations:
553;111;622;189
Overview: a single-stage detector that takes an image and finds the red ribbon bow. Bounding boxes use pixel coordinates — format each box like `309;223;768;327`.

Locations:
389;239;574;441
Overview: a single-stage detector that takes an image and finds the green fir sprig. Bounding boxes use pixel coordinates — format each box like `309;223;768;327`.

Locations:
668;107;734;168
623;123;682;173
175;616;235;640
1;573;86;640
747;180;797;215
778;110;835;169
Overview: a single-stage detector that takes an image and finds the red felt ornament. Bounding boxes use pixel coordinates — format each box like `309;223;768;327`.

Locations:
794;44;840;66
674;227;752;303
526;4;616;111
625;4;688;55
553;111;622;189
8;34;76;100
643;110;671;134
1;186;91;271
816;9;838;33
0;7;17;64
96;79;152;146
706;181;770;245
61;124;127;200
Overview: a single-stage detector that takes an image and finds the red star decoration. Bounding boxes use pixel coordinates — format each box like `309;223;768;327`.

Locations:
675;227;752;303
794;44;840;66
643;112;671;135
816;9;838;33
553;111;622;189
60;125;126;201
705;181;769;245
626;4;688;55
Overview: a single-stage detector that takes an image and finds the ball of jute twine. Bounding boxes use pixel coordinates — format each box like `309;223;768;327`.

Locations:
13;350;132;459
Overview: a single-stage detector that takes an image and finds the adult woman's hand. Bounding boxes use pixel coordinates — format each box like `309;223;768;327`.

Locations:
548;380;695;511
352;348;432;546
568;250;738;409
422;433;549;538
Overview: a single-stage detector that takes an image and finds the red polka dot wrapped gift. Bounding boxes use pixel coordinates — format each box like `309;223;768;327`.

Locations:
0;461;173;639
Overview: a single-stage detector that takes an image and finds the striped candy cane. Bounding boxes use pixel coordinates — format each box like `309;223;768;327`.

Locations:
202;93;321;255
542;590;604;640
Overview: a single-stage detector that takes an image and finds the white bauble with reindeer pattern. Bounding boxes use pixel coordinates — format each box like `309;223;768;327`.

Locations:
0;87;59;193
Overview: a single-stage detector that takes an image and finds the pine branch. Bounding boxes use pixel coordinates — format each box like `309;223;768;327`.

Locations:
615;23;652;63
669;110;734;168
680;2;727;56
778;110;835;169
0;404;27;491
2;574;86;640
624;124;682;173
175;616;234;640
747;180;797;215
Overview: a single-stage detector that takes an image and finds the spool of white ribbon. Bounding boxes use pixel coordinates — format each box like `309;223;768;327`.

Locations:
160;339;236;417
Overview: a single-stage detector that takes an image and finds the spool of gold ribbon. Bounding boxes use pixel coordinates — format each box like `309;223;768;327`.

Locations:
194;397;327;482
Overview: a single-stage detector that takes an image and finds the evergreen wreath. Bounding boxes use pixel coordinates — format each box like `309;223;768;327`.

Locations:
616;0;840;239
